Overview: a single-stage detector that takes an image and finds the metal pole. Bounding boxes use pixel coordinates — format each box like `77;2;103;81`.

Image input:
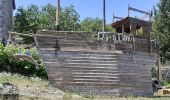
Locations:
103;0;106;32
56;0;60;31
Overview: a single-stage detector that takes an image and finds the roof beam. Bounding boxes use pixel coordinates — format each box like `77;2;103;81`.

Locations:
128;5;150;16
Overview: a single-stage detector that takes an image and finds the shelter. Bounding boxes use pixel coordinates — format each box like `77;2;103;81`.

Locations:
112;17;152;38
111;17;156;53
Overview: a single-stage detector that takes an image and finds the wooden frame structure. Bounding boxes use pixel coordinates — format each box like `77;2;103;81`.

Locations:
128;5;152;21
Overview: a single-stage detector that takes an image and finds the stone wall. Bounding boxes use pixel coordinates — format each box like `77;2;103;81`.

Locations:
0;0;13;44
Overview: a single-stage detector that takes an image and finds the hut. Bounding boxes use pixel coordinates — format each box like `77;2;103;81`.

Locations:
111;17;156;53
0;0;15;45
112;17;152;38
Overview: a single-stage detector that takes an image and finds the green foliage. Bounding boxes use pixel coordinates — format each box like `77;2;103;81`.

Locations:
136;27;144;36
14;4;80;32
14;4;81;43
13;5;40;44
60;5;80;31
152;65;158;79
106;24;115;32
152;0;170;63
161;80;169;86
0;43;47;79
40;4;56;30
80;17;115;32
80;17;103;32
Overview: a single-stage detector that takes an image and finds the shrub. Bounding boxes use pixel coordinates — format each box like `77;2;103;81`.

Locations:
152;65;158;79
0;43;47;79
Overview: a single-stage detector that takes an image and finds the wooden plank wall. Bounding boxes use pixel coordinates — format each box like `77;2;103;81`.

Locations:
118;53;157;96
35;31;157;96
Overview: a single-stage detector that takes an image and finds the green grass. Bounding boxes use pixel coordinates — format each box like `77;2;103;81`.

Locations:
0;73;49;90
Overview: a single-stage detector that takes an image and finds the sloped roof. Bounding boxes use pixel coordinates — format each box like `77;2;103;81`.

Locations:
112;17;151;28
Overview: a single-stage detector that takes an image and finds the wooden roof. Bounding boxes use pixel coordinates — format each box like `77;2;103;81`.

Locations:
112;17;151;28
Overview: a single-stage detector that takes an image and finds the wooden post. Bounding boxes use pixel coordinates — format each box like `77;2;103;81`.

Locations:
132;35;135;53
103;0;106;32
157;39;162;82
128;4;130;17
122;25;124;33
113;13;114;22
56;0;60;31
158;55;162;82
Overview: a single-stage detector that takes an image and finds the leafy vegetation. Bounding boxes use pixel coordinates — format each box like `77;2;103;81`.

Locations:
0;43;47;79
152;65;158;79
14;4;80;33
152;0;170;63
14;4;114;33
80;17;103;32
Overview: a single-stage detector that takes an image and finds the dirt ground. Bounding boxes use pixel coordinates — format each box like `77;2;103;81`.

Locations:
0;72;170;100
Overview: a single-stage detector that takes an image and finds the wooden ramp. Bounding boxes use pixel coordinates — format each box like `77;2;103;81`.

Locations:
35;31;157;96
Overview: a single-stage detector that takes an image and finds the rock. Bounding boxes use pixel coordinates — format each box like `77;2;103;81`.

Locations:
0;82;19;100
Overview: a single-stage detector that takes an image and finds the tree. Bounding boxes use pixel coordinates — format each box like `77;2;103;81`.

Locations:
106;24;115;32
13;5;40;44
80;17;115;32
13;4;81;43
14;5;40;34
152;0;170;62
14;4;81;33
40;4;56;30
60;5;80;31
80;17;103;32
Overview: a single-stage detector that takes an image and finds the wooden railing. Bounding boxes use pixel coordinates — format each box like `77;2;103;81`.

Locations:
97;32;159;53
8;31;159;53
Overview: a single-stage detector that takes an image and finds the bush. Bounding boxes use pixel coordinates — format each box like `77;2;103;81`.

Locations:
152;65;158;79
0;43;47;79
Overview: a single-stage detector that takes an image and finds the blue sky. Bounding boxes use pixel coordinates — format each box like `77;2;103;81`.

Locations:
14;0;160;24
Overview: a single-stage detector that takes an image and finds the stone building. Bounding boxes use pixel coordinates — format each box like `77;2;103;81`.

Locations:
0;0;15;45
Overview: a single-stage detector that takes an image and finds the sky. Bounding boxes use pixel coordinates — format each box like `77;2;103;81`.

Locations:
14;0;160;24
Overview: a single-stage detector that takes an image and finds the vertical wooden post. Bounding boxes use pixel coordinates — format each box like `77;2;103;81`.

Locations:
158;55;162;82
113;13;114;22
103;0;106;32
128;4;130;17
122;25;124;33
149;33;152;54
56;0;60;31
157;39;162;81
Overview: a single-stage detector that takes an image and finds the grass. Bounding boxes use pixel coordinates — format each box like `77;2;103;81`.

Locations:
0;72;170;100
0;73;49;90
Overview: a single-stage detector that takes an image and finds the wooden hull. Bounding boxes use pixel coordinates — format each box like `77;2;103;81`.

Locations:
35;31;157;96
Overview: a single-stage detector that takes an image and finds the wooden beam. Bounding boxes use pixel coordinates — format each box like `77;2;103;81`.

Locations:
103;0;106;32
113;13;124;22
56;0;60;31
128;5;150;18
128;6;150;15
8;31;34;37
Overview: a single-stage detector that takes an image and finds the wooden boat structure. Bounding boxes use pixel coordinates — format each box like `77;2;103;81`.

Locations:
8;17;159;96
